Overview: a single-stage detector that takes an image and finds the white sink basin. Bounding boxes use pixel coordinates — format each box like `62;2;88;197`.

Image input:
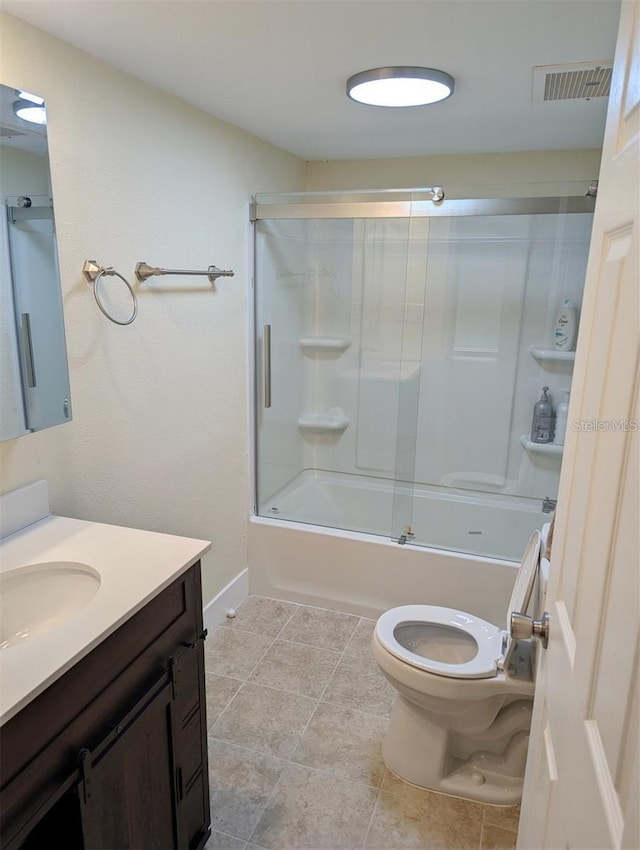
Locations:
0;562;101;650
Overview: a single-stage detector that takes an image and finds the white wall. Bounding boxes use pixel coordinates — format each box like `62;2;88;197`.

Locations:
306;149;602;195
0;12;306;604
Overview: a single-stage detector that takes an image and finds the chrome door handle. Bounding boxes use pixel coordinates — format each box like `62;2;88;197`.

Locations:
510;611;549;649
21;313;37;388
263;324;272;409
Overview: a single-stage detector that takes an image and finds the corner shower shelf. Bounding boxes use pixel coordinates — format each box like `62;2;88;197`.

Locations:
299;336;351;353
520;435;563;457
298;411;349;434
529;345;576;364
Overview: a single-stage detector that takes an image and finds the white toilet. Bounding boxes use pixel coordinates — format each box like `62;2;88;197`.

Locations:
372;529;546;805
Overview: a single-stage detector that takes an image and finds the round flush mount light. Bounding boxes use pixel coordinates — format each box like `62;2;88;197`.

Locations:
13;91;47;125
346;66;455;107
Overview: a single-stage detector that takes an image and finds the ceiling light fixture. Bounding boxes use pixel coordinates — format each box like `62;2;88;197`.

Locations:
13;94;47;125
18;90;45;105
346;66;455;108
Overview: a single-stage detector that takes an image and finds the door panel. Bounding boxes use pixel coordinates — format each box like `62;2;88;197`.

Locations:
518;2;639;848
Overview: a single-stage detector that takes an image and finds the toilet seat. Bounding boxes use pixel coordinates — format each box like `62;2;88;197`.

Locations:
375;605;504;679
375;530;542;681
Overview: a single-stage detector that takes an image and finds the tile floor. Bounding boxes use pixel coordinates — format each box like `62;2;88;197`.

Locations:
204;596;520;850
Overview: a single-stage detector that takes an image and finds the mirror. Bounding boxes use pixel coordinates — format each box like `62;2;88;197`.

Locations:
0;83;71;442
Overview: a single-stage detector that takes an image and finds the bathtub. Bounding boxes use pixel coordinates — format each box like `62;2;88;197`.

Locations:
257;470;545;557
249;470;538;623
248;516;519;624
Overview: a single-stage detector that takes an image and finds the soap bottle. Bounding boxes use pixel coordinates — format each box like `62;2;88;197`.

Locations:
553;389;571;445
531;386;555;443
554;299;578;351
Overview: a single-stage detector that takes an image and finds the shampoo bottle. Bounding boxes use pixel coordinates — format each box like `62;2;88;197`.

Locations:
554;389;571;446
554;298;578;351
531;386;555;444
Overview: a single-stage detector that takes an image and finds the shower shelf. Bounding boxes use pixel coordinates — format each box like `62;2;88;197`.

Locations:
528;345;576;363
520;435;563;457
299;336;351;353
298;411;349;433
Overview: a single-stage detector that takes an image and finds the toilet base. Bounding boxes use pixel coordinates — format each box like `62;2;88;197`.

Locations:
381;695;530;805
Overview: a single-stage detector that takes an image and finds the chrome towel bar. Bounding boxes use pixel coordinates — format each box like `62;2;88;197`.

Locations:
135;262;234;283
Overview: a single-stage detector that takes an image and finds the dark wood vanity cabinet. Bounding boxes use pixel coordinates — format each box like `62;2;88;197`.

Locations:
0;562;211;850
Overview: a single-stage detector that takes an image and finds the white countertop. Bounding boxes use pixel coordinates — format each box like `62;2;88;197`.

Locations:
0;515;211;726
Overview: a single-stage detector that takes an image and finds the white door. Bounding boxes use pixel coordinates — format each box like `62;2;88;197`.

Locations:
518;2;639;848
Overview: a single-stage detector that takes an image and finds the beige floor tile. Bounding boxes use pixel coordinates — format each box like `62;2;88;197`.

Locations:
204;627;272;679
279;605;359;652
322;653;396;716
205;674;242;729
224;596;298;638
248;639;341;698
291;701;387;787
483;803;521;833
480;823;518;849
211;682;317;759
343;617;377;660
381;771;485;819
205;599;509;850
204;829;248;849
250;763;378;849
365;787;483;849
207;739;286;841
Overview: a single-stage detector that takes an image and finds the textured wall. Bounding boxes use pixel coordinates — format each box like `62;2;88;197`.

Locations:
0;13;306;604
306;149;602;194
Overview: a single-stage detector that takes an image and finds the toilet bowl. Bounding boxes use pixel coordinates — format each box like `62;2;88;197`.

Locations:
373;529;544;805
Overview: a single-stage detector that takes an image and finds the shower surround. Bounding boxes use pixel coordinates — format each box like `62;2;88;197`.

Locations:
250;188;593;614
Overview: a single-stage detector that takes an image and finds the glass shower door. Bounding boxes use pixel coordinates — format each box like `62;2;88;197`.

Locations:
254;217;316;521
391;208;594;559
255;214;368;532
253;201;421;541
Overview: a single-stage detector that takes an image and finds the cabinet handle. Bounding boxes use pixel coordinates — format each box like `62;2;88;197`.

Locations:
78;748;92;803
175;765;184;801
180;629;208;650
169;655;180;699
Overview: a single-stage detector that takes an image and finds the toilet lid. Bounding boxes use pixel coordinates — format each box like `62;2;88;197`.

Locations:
375;605;504;679
506;530;541;632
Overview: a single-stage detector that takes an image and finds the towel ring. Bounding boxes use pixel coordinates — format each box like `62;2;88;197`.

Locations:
82;260;137;325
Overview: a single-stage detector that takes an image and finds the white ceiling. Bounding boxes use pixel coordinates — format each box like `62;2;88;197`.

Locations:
3;0;622;161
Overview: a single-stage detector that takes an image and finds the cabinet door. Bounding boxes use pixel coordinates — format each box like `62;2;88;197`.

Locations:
79;678;177;850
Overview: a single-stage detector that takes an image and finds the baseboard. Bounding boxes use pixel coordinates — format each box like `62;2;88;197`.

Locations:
203;567;249;632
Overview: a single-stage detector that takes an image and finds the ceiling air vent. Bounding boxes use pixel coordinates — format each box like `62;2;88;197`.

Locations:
533;62;613;102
